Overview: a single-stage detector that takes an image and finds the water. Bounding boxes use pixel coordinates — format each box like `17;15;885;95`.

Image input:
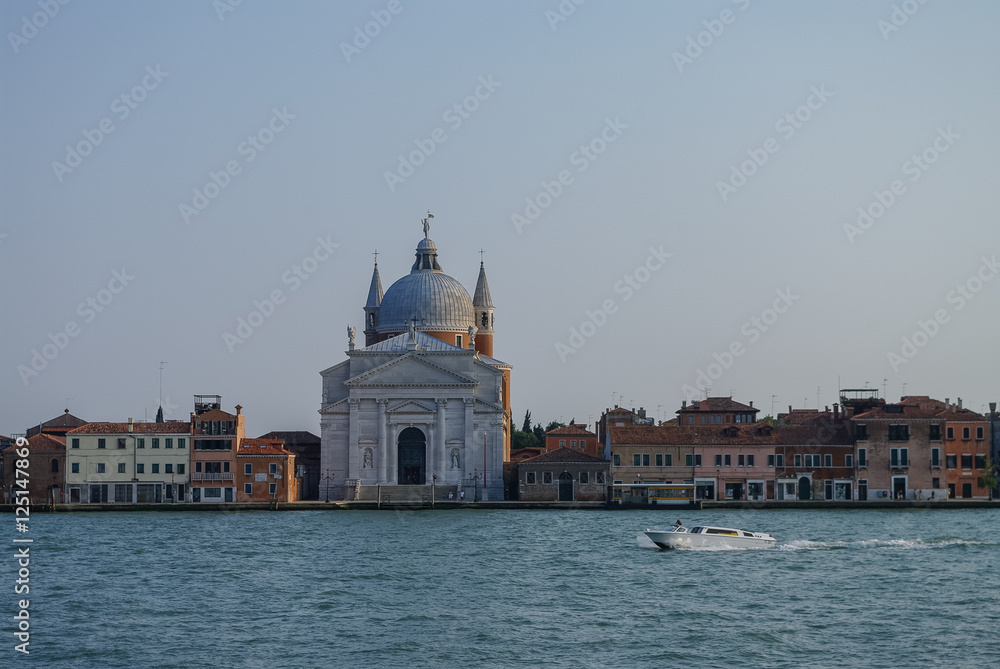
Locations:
10;508;1000;668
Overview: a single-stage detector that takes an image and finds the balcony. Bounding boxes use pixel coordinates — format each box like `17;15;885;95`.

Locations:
190;472;234;481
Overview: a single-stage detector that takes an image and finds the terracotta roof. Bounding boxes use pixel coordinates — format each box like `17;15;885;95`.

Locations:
934;409;988;422
604;407;635;416
26;433;66;451
609;423;852;446
67;421;191;434
546;425;596;437
192;409;237;421
677;397;757;413
852;397;978;421
520;447;608;464
237;438;293;457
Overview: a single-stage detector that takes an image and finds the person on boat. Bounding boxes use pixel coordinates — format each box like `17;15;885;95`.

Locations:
673;519;683;528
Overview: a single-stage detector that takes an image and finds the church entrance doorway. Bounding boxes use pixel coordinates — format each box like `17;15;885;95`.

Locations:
398;427;427;485
558;472;574;501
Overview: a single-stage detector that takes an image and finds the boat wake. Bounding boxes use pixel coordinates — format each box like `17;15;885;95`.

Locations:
776;538;994;551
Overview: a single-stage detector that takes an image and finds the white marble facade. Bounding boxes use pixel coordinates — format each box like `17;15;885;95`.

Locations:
320;331;508;500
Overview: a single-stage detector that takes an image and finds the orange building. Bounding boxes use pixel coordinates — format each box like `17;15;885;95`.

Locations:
545;424;600;458
189;396;244;503
939;403;990;499
236;438;298;502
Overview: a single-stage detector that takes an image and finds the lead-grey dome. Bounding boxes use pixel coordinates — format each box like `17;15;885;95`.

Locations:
376;237;475;333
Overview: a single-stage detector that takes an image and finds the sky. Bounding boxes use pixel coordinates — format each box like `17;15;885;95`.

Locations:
2;0;998;438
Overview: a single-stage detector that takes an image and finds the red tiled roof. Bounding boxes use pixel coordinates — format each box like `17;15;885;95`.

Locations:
677;397;757;413
609;423;852;446
237;438;293;456
934;409;988;422
545;424;596;437
193;409;238;421
27;433;66;451
520;447;608;464
67;421;191;434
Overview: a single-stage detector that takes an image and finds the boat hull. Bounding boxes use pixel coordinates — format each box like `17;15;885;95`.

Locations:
644;528;775;550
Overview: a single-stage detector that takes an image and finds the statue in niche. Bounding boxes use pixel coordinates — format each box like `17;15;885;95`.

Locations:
451;448;460;469
363;448;373;469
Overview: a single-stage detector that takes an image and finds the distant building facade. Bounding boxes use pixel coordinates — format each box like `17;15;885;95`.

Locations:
545;424;600;458
517;448;609;502
236;438;298;502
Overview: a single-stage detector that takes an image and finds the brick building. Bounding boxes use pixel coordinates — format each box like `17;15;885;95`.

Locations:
544;424;600;457
516;448;608;502
1;433;66;505
236;438;298;502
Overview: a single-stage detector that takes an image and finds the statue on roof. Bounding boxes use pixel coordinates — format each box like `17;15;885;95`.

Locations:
347;326;356;348
422;212;433;239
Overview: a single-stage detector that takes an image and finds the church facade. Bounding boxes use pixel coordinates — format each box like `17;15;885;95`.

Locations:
319;219;511;500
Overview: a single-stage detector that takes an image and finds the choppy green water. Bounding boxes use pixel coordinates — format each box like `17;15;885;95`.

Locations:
8;508;1000;668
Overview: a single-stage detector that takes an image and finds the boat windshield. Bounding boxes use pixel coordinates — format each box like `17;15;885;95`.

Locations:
671;526;688;533
690;527;703;533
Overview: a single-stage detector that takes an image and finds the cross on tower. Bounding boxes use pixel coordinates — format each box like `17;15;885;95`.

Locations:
479;249;485;263
373;249;379;264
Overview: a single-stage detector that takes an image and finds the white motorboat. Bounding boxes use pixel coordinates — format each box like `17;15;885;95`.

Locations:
644;524;775;550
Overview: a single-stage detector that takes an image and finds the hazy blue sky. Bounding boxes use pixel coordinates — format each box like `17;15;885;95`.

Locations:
2;0;998;436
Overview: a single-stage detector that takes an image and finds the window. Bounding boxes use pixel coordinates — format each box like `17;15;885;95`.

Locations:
888;425;909;441
244;483;252;494
931;448;940;467
178;438;186;449
570;440;576;449
49;458;59;473
596;471;605;484
267;463;276;475
747;454;754;467
98;438;106;449
724;454;732;466
700;416;706;424
767;454;774;467
72;438;80;449
845;454;853;468
117;438;126;449
71;462;80;473
804;454;817;467
961;454;973;469
890;448;909;467
975;455;986;469
738;455;745;467
165;438;173;449
642;454;650;467
455;334;463;348
117;463;125;473
223;462;230;473
97;463;106;473
824;454;832;467
152;464;160;474
526;472;536;484
946;455;956;469
929;424;941;440
962;427;970;440
613;454;620;467
932;478;939;489
794;454;802;467
857;448;866;467
177;464;185;475
775;454;784;468
695;454;702;466
633;453;641;467
269;483;277;495
685;453;694;466
579;472;589;484
688;416;694;424
715;454;722;466
976;427;984;440
137;463;144;474
542;472;553;484
655;454;663;466
152;438;160;449
664;454;672;466
244;464;252;475
560;439;566;448
165;464;173;474
946;427;954;440
856;424;868;441
137;438;145;449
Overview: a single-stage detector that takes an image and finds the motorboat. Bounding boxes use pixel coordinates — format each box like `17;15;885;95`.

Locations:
644;524;775;550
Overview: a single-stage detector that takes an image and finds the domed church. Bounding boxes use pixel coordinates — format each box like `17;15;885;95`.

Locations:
319;216;511;501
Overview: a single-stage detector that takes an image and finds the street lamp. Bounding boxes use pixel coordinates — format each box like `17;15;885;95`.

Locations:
321;468;333;502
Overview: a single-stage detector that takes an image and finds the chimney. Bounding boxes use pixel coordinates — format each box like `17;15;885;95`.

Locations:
958;397;963;410
235;404;242;416
788;405;792;414
749;401;753;408
945;398;950;410
638;407;646;419
991;402;997;415
833;403;840;421
682;400;687;409
127;417;133;433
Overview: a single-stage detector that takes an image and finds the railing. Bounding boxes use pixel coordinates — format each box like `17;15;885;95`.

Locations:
190;473;234;481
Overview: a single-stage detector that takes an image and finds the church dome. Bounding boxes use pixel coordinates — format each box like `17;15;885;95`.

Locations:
376;234;475;334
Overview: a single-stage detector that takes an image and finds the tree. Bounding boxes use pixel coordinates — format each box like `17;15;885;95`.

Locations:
978;457;999;501
569;417;576;425
532;423;545;443
545;420;566;433
512;430;539;449
521;410;532;433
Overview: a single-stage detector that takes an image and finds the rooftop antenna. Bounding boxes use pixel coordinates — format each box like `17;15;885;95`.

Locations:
901;382;908;397
883;378;888;399
771;394;777;417
817;386;821;410
158;361;168;420
65;397;73;412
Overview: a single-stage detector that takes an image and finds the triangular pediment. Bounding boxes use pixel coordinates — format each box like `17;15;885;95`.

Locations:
346;354;477;388
387;400;436;415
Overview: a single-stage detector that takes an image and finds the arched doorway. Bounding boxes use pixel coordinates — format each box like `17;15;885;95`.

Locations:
397;427;426;484
558;472;574;501
798;476;811;500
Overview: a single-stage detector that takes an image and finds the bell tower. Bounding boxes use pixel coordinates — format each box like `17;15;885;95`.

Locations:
363;253;383;346
472;258;494;357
